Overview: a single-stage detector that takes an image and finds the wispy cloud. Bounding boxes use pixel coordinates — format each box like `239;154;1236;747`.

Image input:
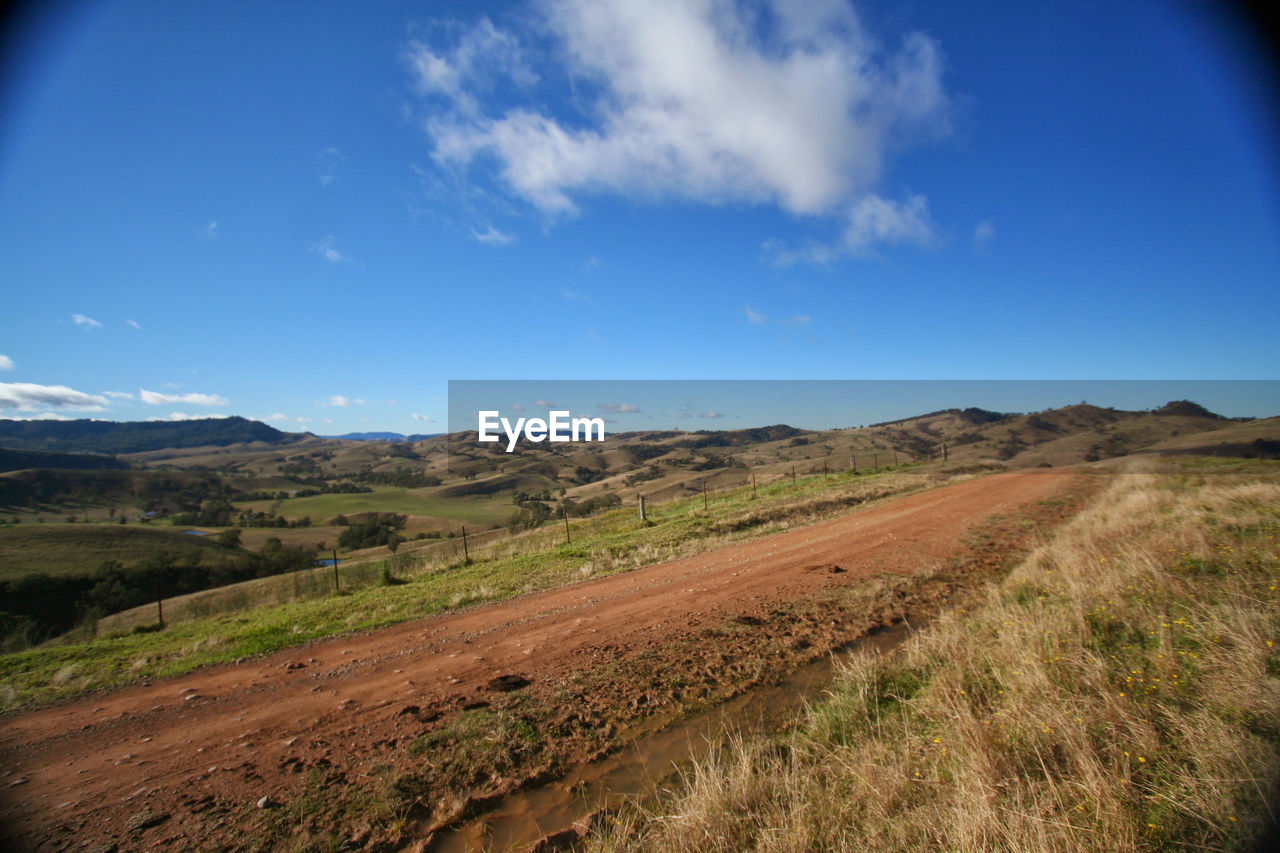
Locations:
745;306;767;325
318;146;344;187
309;235;350;263
470;225;515;245
974;218;995;249
157;412;229;422
126;319;141;331
597;402;640;413
324;395;366;408
103;390;135;400
700;410;725;419
72;313;103;330
203;220;219;240
266;413;289;422
0;354;13;371
409;2;950;257
768;192;937;264
139;389;228;406
411;413;435;423
0;382;108;411
510;403;526;412
782;314;811;326
535;399;557;408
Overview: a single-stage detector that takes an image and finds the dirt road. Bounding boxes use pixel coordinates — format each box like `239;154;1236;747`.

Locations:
0;468;1077;850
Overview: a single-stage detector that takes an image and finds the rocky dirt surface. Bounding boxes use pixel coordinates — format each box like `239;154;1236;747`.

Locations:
0;469;1086;851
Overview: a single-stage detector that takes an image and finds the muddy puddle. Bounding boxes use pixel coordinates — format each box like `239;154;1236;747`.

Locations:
423;618;919;852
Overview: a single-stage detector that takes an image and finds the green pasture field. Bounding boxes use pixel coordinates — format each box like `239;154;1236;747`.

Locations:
237;485;512;525
0;523;241;580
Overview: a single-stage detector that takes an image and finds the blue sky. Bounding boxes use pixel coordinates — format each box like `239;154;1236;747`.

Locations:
1;0;1277;434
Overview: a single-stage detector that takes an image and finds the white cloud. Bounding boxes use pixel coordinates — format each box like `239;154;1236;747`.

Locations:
597;402;640;413
406;17;538;110
0;382;109;411
126;319;142;331
534;399;557;408
511;403;526;412
318;147;344;187
744;306;767;325
103;390;135;400
0;354;13;370
769;191;937;263
139;389;229;406
309;235;350;263
72;313;103;330
203;220;219;239
158;412;229;422
786;314;811;326
974;218;995;248
325;395;365;408
6;411;74;421
266;413;289;422
470;225;515;245
410;1;950;255
700;410;725;419
411;413;435;423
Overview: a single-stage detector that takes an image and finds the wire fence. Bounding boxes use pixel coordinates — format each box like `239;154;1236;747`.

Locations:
88;452;928;637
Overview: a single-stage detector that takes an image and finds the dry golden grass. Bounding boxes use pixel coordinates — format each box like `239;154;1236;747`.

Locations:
591;459;1280;852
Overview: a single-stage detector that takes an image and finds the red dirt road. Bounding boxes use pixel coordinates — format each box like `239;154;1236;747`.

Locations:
0;469;1076;850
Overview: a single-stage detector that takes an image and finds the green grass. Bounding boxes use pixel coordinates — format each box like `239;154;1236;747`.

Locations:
237;485;512;525
0;523;241;580
590;458;1280;853
0;464;933;712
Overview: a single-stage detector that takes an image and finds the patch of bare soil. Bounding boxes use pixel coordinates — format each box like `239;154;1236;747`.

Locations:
0;469;1091;851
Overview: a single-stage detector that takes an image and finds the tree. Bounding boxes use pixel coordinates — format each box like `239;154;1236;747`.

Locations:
217;528;242;549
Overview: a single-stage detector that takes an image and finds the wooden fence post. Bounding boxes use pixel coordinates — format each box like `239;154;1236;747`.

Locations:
332;549;340;593
563;507;571;544
639;494;647;521
461;526;470;563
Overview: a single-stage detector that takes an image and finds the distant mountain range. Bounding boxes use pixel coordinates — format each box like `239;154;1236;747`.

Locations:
0;416;302;455
320;432;441;442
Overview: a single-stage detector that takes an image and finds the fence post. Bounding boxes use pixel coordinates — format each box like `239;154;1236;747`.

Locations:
461;525;470;564
751;473;757;498
639;494;647;521
332;549;340;593
702;482;708;510
562;507;571;544
790;466;796;485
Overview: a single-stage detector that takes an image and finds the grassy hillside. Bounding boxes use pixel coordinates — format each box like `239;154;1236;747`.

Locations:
0;463;940;710
591;458;1280;852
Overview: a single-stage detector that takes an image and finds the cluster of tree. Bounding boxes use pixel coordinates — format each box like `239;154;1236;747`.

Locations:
508;500;552;531
336;513;408;550
688;453;745;471
0;544;318;647
168;498;235;527
354;470;441;488
624;466;663;486
234;511;311;528
559;492;622;517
